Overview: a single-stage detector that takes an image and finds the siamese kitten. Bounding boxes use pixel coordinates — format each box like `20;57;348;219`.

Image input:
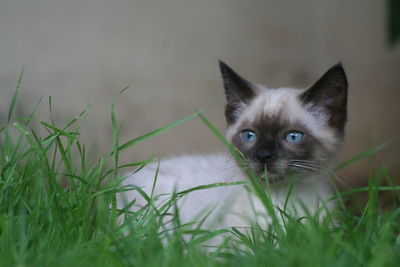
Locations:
120;61;348;230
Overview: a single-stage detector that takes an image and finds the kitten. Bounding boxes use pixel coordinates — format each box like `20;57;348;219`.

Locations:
119;61;348;230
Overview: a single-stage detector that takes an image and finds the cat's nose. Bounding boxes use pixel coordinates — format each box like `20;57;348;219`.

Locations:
256;149;275;162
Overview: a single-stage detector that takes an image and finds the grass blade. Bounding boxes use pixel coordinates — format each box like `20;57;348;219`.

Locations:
197;112;285;238
334;141;390;171
117;100;220;152
7;66;25;124
176;181;248;196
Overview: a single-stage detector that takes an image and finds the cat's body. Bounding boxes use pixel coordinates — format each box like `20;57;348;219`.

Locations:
121;153;333;229
120;61;348;230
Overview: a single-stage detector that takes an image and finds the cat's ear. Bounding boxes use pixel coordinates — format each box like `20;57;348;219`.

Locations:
219;61;257;124
301;63;348;133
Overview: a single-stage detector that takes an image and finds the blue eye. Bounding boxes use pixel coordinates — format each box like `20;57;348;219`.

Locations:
241;130;257;142
284;131;304;143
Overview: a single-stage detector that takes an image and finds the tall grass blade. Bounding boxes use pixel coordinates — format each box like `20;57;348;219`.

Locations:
335;141;390;171
197;112;285;239
117;100;220;152
7;66;24;124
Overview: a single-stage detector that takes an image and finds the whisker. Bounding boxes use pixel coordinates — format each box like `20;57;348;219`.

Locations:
220;158;351;190
291;161;352;190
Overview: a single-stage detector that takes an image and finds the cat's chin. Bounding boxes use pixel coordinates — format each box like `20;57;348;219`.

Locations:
255;168;305;184
243;164;286;184
246;167;284;183
259;173;285;184
260;174;286;184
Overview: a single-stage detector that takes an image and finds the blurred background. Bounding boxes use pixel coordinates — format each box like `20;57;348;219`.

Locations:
1;0;399;188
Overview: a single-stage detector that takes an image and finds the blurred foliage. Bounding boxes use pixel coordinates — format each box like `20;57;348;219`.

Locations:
388;0;400;45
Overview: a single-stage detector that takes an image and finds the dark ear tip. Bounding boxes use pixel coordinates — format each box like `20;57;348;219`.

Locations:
331;63;346;76
332;62;345;71
329;62;348;87
218;60;230;73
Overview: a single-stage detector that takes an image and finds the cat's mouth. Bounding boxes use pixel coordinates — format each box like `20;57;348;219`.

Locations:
251;163;286;183
252;161;312;183
259;173;285;184
239;160;307;183
252;160;321;183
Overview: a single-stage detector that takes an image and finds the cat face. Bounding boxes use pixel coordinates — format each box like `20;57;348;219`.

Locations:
219;61;348;182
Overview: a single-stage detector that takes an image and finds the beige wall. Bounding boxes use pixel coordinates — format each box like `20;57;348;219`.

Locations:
1;0;399;184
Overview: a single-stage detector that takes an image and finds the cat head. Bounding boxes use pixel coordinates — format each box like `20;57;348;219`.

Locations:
219;61;348;182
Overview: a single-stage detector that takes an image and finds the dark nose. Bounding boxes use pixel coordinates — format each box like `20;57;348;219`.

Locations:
256;149;275;163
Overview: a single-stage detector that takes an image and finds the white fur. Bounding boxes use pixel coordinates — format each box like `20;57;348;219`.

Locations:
119;153;333;230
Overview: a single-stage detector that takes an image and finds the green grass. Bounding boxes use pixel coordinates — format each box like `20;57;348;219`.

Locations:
0;77;399;266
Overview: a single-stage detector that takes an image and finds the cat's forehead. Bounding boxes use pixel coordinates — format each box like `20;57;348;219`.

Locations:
242;86;308;125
